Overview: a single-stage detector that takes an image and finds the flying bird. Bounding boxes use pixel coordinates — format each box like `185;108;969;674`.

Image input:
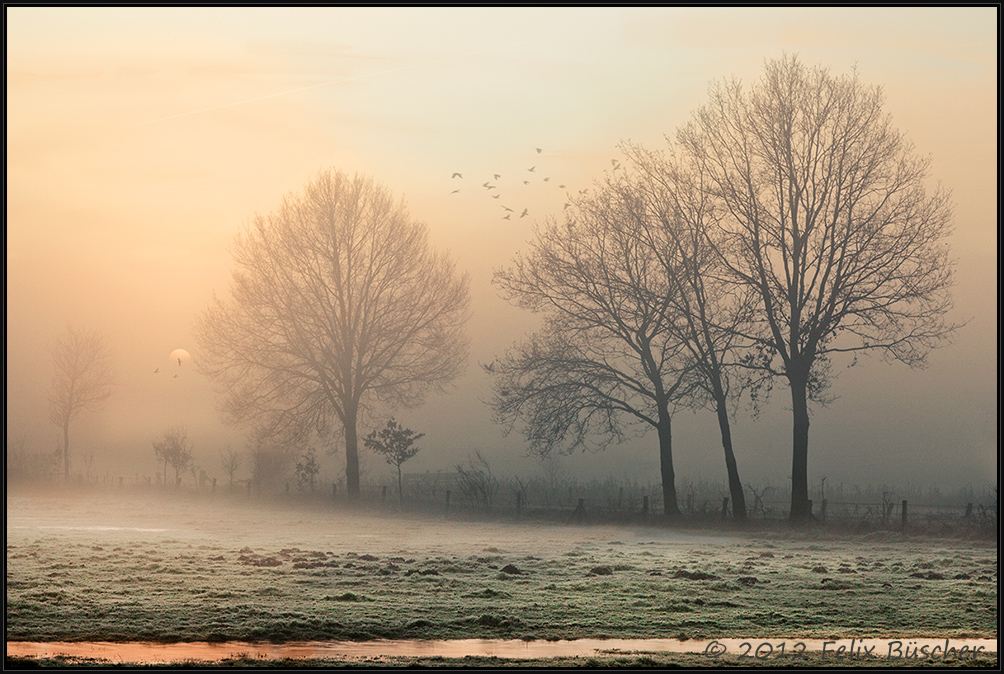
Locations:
564;202;572;210
492;193;500;199
178;358;182;367
452;172;463;179
536;148;543;154
527;166;536;172
502;206;514;212
543;177;550;182
523;180;530;185
503;214;511;220
494;174;501;180
173;374;179;379
520;208;529;218
153;368;160;374
558;184;566;189
451;189;460;194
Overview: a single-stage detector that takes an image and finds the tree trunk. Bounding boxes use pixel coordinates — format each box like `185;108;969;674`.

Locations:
715;395;747;522
397;465;403;503
789;374;811;521
657;408;681;519
62;422;70;481
344;406;360;498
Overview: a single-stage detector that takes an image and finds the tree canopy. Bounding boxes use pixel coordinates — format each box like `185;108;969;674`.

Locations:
196;169;470;497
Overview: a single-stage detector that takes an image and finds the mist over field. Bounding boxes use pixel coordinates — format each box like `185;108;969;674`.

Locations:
6;7;997;505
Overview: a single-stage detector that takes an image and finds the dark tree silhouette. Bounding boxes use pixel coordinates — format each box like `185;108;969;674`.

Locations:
490;184;696;519
677;55;959;520
196;169;470;498
48;325;115;480
363;418;424;502
614;141;767;522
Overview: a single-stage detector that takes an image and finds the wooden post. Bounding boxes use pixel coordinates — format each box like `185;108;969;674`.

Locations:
332;482;337;500
642;495;649;517
821;498;828;522
721;497;729;521
901;500;908;528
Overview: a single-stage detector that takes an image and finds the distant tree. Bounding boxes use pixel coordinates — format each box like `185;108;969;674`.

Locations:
218;446;245;489
295;447;320;494
363;418;424;502
246;424;294;496
677;55;960;520
48;325;115;480
196;169;470;499
152;426;193;487
489;180;696;518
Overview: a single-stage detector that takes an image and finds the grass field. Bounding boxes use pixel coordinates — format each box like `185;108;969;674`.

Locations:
5;489;997;666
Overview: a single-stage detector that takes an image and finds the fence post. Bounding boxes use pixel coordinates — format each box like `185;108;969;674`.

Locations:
642;495;649;518
721;497;729;521
332;482;337;501
901;500;908;528
821;498;827;522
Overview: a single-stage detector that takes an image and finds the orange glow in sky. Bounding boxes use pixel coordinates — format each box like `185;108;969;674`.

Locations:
6;7;997;487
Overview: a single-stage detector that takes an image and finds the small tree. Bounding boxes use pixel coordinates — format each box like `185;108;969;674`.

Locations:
363;418;424;502
295;447;320;494
152;426;193;488
219;446;244;490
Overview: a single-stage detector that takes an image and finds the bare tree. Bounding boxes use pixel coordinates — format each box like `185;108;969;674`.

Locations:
152;426;193;488
363;418;424;502
455;450;499;513
48;325;115;480
196;169;470;498
219;446;244;490
677;55;959;520
490;183;696;519
612;142;769;522
295;447;320;494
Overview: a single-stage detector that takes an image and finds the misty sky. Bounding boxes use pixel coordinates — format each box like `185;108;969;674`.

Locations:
6;7;997;493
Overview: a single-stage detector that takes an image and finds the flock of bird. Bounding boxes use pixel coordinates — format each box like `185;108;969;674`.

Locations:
450;147;573;221
450;148;625;221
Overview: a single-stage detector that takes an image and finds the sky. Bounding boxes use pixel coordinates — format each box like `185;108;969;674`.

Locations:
6;7;997;495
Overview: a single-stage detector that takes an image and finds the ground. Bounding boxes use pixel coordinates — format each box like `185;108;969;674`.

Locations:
5;489;998;667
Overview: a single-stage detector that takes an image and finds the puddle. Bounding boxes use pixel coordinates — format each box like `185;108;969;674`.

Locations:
6;638;996;663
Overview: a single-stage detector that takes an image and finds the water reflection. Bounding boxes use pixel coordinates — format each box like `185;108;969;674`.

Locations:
7;638;997;664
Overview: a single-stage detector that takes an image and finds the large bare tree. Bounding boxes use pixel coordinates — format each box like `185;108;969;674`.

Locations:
48;325;115;480
196;169;470;497
490;183;696;518
677;55;959;520
617;142;766;522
